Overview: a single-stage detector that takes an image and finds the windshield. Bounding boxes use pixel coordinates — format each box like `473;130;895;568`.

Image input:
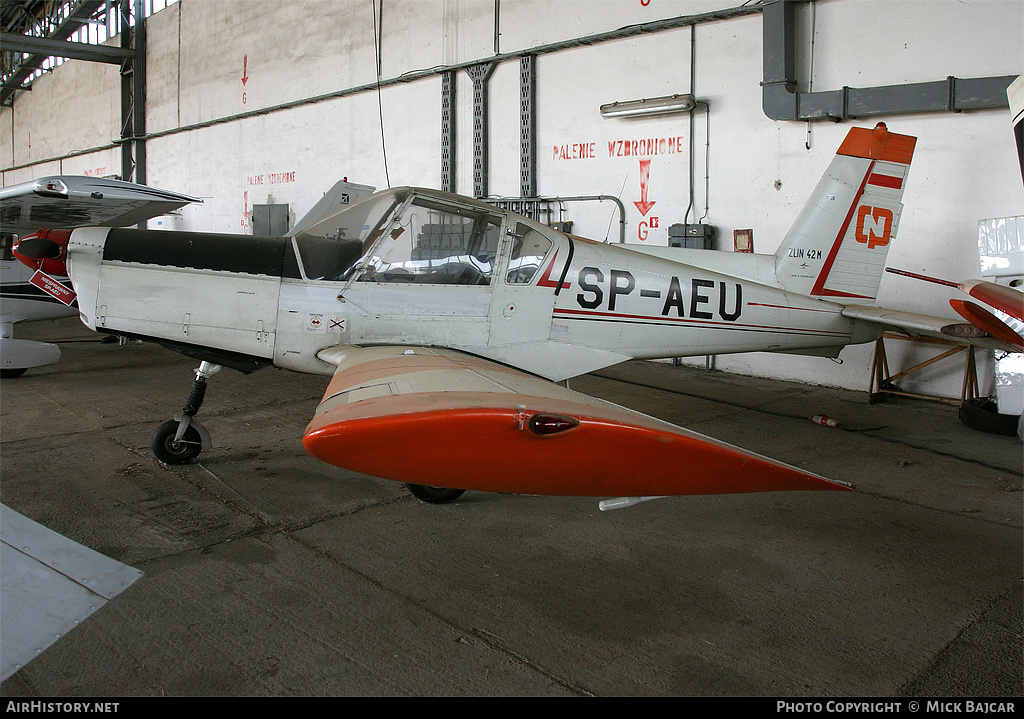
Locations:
291;190;408;281
356;196;502;285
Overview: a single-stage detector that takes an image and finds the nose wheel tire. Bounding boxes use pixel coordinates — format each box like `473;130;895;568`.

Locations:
151;419;203;464
405;484;465;504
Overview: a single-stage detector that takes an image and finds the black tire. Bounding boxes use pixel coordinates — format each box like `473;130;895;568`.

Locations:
958;397;1020;436
0;368;27;379
405;484;466;504
151;419;203;464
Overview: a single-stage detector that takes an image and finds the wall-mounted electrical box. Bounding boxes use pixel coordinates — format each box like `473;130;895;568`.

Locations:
252;203;289;236
669;223;715;249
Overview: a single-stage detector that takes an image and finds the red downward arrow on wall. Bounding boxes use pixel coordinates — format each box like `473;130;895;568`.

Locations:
633;158;656;216
242;55;249;86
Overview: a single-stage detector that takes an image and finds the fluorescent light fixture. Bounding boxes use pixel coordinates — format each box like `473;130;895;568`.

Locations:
600;93;700;118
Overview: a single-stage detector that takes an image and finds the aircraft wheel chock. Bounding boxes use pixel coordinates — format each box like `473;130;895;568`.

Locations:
405;484;466;504
151;419;203;464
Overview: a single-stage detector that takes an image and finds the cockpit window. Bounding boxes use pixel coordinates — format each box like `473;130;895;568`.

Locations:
355;197;501;285
507;223;553;284
0;234;16;262
291;190;407;281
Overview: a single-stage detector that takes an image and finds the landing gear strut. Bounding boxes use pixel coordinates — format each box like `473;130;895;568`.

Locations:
151;361;221;464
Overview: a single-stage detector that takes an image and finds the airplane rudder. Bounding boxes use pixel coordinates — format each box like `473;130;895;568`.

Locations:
776;124;916;301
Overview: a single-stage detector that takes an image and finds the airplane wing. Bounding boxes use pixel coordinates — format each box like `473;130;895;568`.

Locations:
0;176;201;235
302;345;852;498
840;304;1021;352
0;504;142;680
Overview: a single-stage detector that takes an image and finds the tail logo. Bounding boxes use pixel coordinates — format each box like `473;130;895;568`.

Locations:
855;206;894;250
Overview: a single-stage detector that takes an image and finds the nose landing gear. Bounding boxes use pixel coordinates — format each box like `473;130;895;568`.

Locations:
151;361;221;464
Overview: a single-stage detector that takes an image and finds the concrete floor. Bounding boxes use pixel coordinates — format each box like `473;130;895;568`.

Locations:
1;318;1021;697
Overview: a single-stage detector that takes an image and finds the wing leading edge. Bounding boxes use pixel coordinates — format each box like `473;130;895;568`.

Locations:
0;175;201;234
302;345;852;497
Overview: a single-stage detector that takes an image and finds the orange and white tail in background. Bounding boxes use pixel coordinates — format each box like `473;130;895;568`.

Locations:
776;123;917;302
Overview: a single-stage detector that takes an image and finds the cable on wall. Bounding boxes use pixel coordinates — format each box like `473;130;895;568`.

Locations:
372;0;391;188
685;24;710;227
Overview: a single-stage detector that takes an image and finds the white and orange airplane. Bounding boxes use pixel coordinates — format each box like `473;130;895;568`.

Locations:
11;123;1023;507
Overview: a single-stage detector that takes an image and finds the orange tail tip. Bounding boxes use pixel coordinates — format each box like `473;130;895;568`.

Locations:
836;122;917;164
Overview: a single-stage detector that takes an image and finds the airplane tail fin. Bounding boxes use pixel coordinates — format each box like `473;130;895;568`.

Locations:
776;123;917;302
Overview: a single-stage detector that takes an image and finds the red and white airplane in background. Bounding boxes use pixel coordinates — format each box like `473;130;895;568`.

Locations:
10;124;1023;506
0;176;201;377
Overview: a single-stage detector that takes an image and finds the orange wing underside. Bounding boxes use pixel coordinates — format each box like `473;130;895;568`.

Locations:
302;346;851;497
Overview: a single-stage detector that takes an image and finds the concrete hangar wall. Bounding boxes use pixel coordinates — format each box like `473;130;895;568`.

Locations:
1;0;1021;398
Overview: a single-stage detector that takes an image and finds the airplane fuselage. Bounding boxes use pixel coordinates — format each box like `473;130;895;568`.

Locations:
64;189;878;382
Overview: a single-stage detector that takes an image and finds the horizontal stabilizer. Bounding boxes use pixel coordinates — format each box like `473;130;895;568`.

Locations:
841;304;1019;352
302;346;851;497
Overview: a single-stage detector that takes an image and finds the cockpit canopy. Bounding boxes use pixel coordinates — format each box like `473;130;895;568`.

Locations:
290;187;554;286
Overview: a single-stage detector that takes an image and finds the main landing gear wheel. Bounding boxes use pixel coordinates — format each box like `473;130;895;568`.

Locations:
151;419;202;464
405;484;466;504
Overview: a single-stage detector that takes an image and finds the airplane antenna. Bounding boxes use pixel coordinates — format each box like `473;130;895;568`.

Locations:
372;0;391;188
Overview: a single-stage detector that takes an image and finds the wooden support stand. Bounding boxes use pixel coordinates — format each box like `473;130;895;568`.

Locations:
869;333;979;406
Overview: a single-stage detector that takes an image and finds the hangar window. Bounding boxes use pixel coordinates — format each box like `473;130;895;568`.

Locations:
355;198;501;285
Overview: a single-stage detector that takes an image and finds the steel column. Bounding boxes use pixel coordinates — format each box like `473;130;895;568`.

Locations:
466;63;495;198
441;71;456;193
119;0;145;186
519;55;536;198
